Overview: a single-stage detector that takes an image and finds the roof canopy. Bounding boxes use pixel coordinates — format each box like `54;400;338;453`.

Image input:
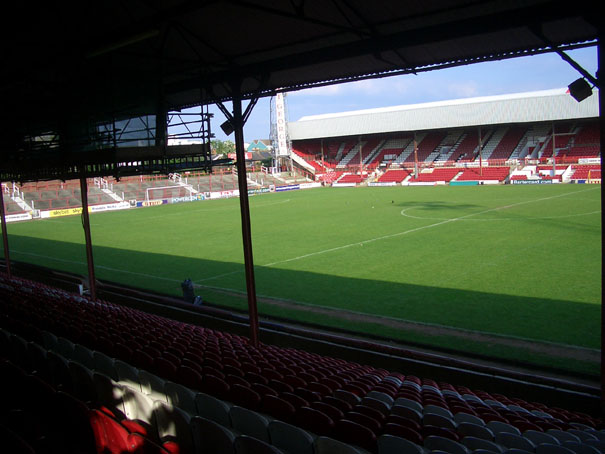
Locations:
288;88;601;140
0;0;600;178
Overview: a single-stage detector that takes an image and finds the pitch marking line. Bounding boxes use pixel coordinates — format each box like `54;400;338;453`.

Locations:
198;187;599;282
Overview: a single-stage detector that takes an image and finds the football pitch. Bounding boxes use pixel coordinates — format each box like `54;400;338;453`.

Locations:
5;184;602;376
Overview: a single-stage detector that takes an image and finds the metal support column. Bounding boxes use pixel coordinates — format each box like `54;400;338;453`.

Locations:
80;173;97;299
0;185;11;277
597;35;604;418
232;95;260;348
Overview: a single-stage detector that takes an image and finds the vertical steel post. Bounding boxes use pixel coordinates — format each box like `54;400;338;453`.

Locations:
80;173;97;300
597;37;604;418
232;94;260;348
478;126;483;176
0;184;12;277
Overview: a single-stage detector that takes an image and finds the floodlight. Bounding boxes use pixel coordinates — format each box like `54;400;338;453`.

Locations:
220;120;234;136
568;78;592;102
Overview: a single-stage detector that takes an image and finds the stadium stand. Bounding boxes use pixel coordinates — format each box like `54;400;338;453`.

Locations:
484;127;526;161
376;169;411;184
456;167;511;182
2;272;602;454
570;164;602;181
409;168;461;183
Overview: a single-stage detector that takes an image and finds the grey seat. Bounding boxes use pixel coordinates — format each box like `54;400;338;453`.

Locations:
153;400;194;454
457;422;495;441
234;435;284;454
230;405;271;443
114;359;141;391
165;381;197;416
138;369;168;402
394;397;423;413
195;392;232;428
563;440;602;454
378;434;424;454
461;436;505;453
268;420;315;454
93;350;118;380
488;421;521;436
424;435;470;454
424;413;457;431
523;430;560;446
547;430;582;444
454;412;486;427
535;444;576;454
495;432;535;452
315;436;368;454
191;415;237;454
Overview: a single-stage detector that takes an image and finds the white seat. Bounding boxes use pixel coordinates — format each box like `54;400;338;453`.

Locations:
190;415;237;454
334;389;362;406
122;384;158;439
391;404;422;423
230;405;271;443
365;391;394;408
424;405;454;419
423;413;457;431
562;440;602;454
424;435;469;454
547;430;582;444
315;436;368;454
495;432;535;452
394;397;423;413
138;369;168;402
454;412;486;427
457;422;494;441
523;430;561;446
268;420;315;454
378;434;424;454
461;436;504;453
195;391;232;428
584;439;605;453
153;400;194;454
484;400;506;409
488;421;521;436
568;430;599;442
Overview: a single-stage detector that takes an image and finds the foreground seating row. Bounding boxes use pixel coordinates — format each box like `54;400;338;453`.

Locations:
1;272;603;454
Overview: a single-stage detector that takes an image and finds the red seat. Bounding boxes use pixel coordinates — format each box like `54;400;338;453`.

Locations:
200;374;230;400
261;394;296;422
229;383;261;410
310;401;344;422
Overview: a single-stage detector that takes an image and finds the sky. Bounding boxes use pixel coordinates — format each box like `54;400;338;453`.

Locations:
204;46;599;143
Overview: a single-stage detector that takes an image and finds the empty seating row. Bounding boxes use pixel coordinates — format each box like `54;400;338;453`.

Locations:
456;167;510;182
1;273;604;454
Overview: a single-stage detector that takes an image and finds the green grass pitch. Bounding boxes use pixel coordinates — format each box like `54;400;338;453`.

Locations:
4;183;602;375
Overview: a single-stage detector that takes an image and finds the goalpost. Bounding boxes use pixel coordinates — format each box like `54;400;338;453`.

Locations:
145;185;194;201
